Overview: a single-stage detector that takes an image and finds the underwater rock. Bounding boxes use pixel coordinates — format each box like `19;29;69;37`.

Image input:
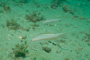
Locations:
19;35;27;39
42;47;51;53
51;1;59;9
62;4;75;15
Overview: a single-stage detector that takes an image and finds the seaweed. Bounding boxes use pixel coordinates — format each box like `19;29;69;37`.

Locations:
13;0;28;3
51;0;67;9
9;41;29;60
6;19;20;30
0;2;11;12
4;5;11;11
25;11;44;23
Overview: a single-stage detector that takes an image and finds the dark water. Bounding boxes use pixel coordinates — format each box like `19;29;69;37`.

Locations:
0;0;90;60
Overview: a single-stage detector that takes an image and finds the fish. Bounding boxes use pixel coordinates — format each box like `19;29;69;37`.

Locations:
32;33;64;41
43;19;61;23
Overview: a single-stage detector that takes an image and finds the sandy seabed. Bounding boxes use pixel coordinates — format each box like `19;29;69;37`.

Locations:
0;0;90;60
